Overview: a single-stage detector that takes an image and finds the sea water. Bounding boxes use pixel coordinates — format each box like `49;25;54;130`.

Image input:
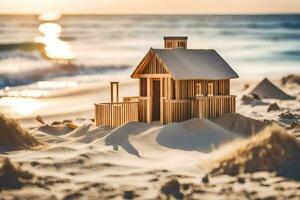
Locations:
0;14;299;96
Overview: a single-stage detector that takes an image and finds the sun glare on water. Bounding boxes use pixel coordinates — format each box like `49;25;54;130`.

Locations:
38;12;61;21
35;12;75;60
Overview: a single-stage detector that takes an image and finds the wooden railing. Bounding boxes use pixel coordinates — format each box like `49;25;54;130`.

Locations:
161;95;236;124
95;102;138;128
163;99;193;124
196;95;236;118
95;95;236;127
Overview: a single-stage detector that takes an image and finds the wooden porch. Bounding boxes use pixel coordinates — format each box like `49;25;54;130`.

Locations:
95;102;138;128
161;95;236;124
95;95;236;128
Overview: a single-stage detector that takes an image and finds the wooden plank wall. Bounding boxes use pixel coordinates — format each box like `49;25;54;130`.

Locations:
173;79;230;100
141;55;168;74
123;96;139;102
197;95;236;119
95;102;139;128
138;97;148;122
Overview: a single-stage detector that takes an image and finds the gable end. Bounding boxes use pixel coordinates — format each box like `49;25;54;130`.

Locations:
131;49;171;78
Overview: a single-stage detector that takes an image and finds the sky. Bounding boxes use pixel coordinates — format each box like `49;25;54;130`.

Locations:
0;0;299;14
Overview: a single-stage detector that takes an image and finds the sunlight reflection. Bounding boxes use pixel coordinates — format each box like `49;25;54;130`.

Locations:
35;13;75;60
38;22;61;38
0;81;78;97
38;12;61;21
0;89;44;98
0;97;45;115
37;81;78;89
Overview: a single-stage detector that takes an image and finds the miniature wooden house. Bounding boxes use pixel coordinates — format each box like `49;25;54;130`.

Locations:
95;36;239;127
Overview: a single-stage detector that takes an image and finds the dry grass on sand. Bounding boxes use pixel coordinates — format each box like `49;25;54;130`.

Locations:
0;113;43;151
211;124;300;180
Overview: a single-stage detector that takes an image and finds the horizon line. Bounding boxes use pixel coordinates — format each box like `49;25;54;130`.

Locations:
0;12;299;16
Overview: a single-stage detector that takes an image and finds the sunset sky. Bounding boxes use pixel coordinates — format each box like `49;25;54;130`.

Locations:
0;0;299;14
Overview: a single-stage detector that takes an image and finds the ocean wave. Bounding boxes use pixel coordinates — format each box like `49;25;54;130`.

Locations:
281;50;300;59
0;42;129;88
0;63;129;88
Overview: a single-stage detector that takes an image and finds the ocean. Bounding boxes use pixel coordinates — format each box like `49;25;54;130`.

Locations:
0;14;299;96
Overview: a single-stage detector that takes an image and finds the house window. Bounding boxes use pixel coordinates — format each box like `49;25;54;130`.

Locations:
166;41;173;48
140;78;147;96
196;83;202;96
208;83;214;96
178;41;185;48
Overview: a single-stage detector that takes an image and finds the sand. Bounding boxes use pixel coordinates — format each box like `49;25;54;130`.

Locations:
0;113;43;152
211;113;268;136
281;74;300;86
211;125;300;179
0;77;299;199
0;157;34;189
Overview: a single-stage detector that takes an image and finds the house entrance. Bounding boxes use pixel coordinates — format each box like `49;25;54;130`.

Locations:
152;80;160;121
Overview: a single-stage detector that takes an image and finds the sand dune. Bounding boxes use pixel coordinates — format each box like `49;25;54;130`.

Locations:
156;118;238;152
105;122;156;156
0;113;43;152
0;114;300;199
211;113;268;136
211;125;300;180
281;74;300;86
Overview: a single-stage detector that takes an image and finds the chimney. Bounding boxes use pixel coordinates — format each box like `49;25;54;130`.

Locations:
164;36;188;49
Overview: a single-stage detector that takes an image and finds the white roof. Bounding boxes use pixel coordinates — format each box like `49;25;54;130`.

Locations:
154;49;239;80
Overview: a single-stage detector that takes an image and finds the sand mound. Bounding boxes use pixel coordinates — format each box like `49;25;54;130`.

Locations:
241;94;268;106
250;78;294;100
156;118;238;152
211;125;300;179
281;74;300;85
0;157;33;189
211;113;267;136
64;124;110;143
38;124;73;136
105;122;154;156
279;111;299;120
160;179;184;199
267;103;280;112
0;113;42;151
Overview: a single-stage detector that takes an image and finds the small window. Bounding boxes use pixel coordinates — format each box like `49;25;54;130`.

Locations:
196;83;202;96
166;41;172;48
208;83;214;96
140;78;147;97
178;41;185;48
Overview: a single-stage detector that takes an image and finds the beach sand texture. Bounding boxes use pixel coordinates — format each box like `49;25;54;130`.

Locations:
0;77;299;199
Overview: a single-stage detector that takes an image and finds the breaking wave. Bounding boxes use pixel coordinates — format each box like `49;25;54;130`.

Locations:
0;43;129;88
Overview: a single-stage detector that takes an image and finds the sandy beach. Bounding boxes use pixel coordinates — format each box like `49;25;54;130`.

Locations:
0;75;299;199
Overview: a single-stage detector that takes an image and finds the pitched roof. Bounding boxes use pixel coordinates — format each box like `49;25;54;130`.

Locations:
152;48;239;80
164;36;188;40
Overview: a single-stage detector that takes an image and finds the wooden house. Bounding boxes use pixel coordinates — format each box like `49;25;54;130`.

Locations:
95;36;239;127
